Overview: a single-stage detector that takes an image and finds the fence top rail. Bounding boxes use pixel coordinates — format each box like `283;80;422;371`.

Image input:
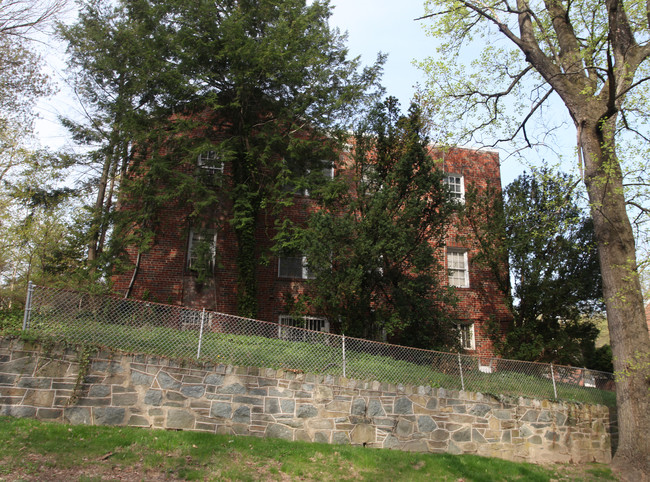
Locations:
28;284;614;378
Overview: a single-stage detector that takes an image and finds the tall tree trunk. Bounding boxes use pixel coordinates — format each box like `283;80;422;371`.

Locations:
88;145;114;263
580;119;650;478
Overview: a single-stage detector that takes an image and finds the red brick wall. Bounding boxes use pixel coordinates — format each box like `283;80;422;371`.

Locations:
112;146;512;357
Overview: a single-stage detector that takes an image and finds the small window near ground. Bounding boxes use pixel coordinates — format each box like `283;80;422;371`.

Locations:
458;323;475;350
447;249;469;288
279;314;330;332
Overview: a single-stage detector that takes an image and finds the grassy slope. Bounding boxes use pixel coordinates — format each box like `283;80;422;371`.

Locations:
0;416;617;481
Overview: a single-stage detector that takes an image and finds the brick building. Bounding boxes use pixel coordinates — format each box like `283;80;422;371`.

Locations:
112;145;511;358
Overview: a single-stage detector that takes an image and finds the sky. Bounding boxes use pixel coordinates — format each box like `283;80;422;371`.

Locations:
34;0;563;186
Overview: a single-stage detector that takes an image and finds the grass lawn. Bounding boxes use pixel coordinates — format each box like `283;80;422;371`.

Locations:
0;416;617;481
25;315;616;407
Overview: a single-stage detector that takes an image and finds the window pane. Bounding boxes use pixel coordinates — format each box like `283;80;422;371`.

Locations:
278;256;304;278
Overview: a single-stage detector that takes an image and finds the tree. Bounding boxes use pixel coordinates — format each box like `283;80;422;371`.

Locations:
419;0;650;475
61;0;383;315
281;99;460;348
465;169;604;366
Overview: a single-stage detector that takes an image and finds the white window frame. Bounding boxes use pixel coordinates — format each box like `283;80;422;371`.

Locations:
197;150;225;177
444;174;465;203
458;323;475;350
278;314;330;333
180;310;214;330
304;161;334;197
447;248;469;288
187;228;217;270
278;255;314;279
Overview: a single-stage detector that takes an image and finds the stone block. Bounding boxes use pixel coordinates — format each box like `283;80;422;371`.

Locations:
64;406;91;425
113;393;138;406
0;373;17;385
297;404;318;418
265;398;280;414
0;357;36;374
351;398;366;416
167;409;195;429
23;389;54;407
128;415;150;426
403;440;428;452
37;408;62;420
350;424;375;444
417;415;436;433
157;372;182;390
314;431;330;443
367;399;385;417
493;409;512;420
395;418;413;437
181;385;205;398
521;410;539;422
431;429;450;441
233;406;250;424
144;390;163;406
332;431;350;445
17;377;51;389
131;370;154;386
219;383;246;394
166;391;187;402
233;396;263;406
452;427;471;442
314;385;333;402
469;404;491;417
88;385;111;397
266;423;293;441
95;407;126;426
204;374;224;386
394;397;413;415
1;405;36;418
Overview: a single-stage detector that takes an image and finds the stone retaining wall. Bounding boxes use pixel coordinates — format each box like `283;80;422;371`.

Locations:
0;338;614;464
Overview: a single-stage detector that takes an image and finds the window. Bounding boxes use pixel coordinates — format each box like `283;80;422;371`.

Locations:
180;310;213;330
458;323;475;350
285;160;333;196
278;314;329;332
187;228;217;270
278;255;314;279
197;150;225;183
278;314;329;341
304;161;334;196
444;174;464;202
447;249;469;288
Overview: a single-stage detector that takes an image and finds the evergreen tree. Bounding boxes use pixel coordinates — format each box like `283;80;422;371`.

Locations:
284;99;459;349
61;0;383;316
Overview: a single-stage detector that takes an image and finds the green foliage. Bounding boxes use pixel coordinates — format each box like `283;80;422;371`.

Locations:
464;168;604;366
283;99;461;349
62;0;383;314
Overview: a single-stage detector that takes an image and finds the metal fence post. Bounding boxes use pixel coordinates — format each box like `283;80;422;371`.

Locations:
196;309;205;360
22;281;34;331
458;353;465;391
342;334;346;378
550;363;558;399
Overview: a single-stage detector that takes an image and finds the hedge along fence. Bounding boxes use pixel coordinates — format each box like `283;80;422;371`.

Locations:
21;283;616;407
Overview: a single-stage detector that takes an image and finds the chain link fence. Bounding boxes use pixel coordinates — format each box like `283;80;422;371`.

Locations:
22;283;616;406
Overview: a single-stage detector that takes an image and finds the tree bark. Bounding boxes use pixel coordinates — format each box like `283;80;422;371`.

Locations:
579;119;650;479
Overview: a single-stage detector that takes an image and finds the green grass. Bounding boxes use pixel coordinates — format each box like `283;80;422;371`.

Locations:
4;309;617;407
0;416;617;481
